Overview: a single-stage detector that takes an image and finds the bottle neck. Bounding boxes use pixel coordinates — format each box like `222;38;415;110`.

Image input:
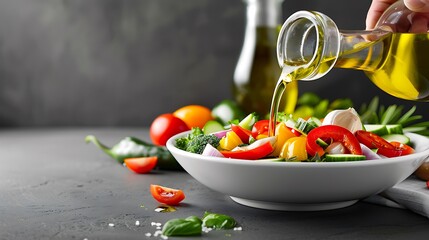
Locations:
277;11;341;80
276;10;392;81
244;0;283;27
335;30;391;72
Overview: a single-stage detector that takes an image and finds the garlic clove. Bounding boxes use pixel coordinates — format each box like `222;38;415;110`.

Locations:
322;108;363;133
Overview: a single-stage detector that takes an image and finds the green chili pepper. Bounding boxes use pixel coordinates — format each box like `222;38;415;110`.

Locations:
162;216;202;236
85;135;182;170
202;211;237;229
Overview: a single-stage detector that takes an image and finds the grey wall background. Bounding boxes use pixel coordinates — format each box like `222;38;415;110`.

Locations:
0;0;427;127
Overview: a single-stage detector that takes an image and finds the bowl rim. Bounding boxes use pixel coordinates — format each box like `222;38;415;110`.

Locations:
166;130;429;168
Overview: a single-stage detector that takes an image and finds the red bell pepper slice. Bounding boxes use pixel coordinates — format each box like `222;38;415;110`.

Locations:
355;130;414;157
231;124;253;144
220;139;274;160
306;125;363;157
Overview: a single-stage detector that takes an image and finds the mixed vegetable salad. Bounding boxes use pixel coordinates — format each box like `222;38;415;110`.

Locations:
86;94;428;175
176;108;415;162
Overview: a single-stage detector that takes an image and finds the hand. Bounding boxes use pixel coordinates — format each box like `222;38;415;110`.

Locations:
405;0;429;12
366;0;429;31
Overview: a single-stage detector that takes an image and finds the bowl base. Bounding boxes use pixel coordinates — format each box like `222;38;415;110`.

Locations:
230;196;358;211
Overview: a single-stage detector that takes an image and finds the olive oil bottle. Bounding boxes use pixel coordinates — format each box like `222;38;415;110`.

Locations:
269;0;429;135
348;33;429;101
233;0;298;118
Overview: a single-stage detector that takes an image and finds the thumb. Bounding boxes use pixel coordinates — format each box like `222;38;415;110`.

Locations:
405;0;429;12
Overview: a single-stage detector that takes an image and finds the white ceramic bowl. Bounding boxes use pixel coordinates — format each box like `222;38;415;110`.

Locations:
167;132;429;211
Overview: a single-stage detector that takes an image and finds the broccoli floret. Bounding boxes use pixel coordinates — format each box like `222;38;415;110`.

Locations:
176;127;204;150
190;127;204;136
186;134;220;154
176;127;220;154
175;137;189;151
175;127;220;154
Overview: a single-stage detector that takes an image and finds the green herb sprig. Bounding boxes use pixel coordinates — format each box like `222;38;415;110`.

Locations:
359;96;429;136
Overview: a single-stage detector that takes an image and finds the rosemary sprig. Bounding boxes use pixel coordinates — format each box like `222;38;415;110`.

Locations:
358;96;429;136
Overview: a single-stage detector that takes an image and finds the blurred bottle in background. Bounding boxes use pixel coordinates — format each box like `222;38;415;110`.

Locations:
233;0;298;118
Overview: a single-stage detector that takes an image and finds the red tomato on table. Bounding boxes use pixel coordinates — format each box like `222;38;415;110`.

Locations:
124;157;158;174
150;184;185;205
150;113;189;146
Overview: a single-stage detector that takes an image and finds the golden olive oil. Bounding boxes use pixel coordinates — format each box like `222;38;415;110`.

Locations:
336;33;429;101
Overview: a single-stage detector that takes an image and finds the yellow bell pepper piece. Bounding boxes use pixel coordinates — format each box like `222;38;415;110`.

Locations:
256;134;268;140
279;136;308;161
270;122;296;157
219;131;243;151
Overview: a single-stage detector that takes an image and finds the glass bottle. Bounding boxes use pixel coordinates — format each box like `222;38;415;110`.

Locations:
276;0;429;101
233;0;298;118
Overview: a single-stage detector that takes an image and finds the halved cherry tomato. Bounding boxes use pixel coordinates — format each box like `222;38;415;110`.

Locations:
150;184;185;205
220;138;274;160
124;157;158;174
306;125;362;157
355;130;393;150
251;120;269;138
150;113;189;146
231;124;253;144
355;130;414;158
385;141;414;157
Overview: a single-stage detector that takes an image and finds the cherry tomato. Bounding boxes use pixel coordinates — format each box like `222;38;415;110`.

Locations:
173;105;214;129
390;141;414;155
355;130;414;158
124;157;158;174
251;120;270;138
306;125;362;157
150;113;189;146
150;184;185;205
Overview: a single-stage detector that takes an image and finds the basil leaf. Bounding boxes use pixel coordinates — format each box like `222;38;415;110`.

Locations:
202;212;237;229
162;216;202;236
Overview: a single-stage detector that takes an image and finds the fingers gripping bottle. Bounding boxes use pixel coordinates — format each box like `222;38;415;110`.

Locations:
276;0;429;101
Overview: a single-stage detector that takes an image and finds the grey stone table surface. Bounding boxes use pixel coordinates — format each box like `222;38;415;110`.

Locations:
1;128;429;240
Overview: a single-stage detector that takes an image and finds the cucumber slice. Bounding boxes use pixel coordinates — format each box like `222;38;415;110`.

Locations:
294;118;318;135
325;154;366;162
316;138;329;148
386;124;403;134
308;117;322;127
238;112;258;130
203;120;225;134
364;124;389;136
382;134;411;145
